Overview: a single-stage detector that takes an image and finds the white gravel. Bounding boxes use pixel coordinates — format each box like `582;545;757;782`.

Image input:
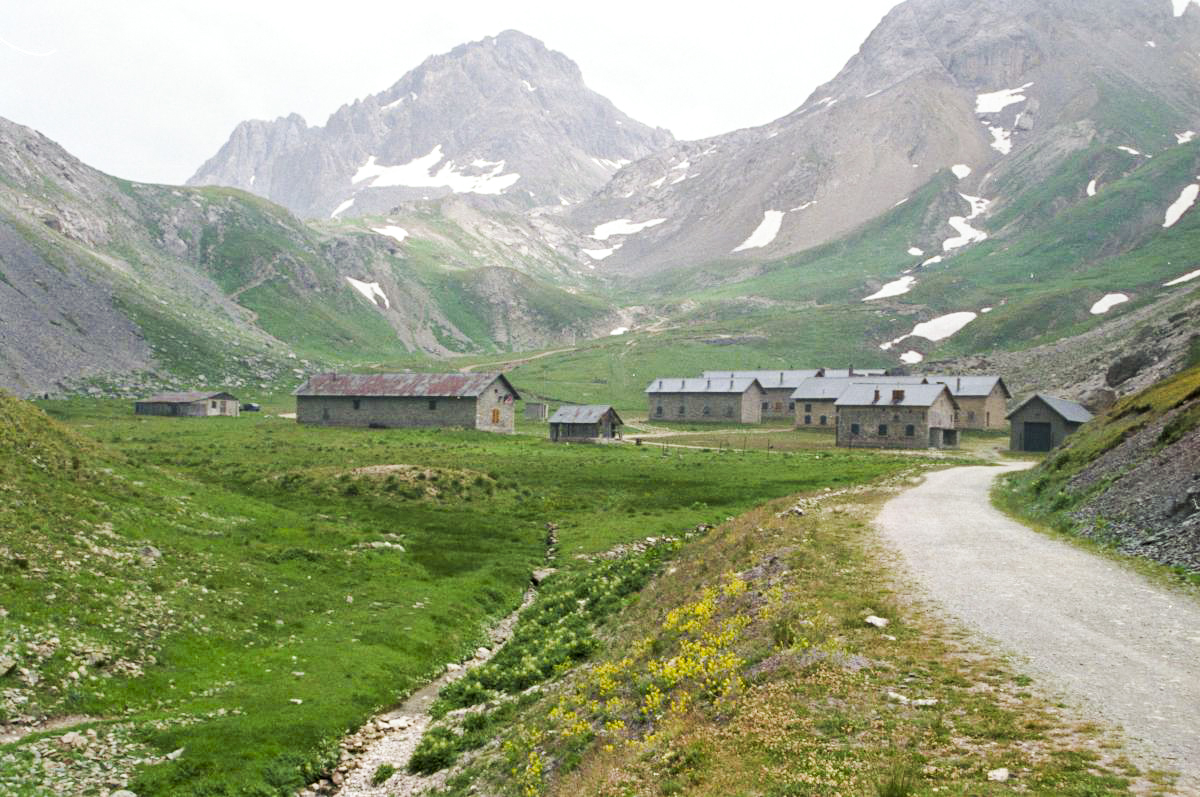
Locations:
876;463;1200;791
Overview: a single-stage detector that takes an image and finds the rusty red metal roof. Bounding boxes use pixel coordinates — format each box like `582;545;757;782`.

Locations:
293;372;518;399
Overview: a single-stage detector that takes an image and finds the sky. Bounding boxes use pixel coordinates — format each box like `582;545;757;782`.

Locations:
0;1;904;185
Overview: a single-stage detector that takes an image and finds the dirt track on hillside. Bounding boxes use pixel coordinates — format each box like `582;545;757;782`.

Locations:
877;462;1200;792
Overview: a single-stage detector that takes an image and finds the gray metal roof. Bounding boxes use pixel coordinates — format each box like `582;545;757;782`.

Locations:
548;405;623;424
1006;393;1093;423
646;377;762;394
819;368;888;378
791;376;926;400
700;370;821;388
835;383;955;408
925;375;1010;398
139;391;237;404
294;372;518;399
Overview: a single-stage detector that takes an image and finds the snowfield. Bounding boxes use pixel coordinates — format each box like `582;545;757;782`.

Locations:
907;247;924;256
609;327;629;336
1178;131;1197;144
1163;183;1199;228
1164;268;1200;286
353;146;520;195
1117;146;1142;156
1087;179;1097;197
900;351;924;364
732;210;785;252
1173;0;1198;16
370;225;409;243
951;164;972;179
988;126;1013;155
346;277;390;309
1090;293;1129;315
943;194;990;251
862;275;916;302
330;198;355;218
591;218;666;240
882;312;977;352
975;83;1033;114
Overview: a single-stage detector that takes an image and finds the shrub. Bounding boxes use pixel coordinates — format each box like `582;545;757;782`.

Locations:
370;762;396;786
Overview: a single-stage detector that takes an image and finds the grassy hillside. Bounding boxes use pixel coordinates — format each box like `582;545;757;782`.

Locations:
998;364;1200;576
1;395;916;795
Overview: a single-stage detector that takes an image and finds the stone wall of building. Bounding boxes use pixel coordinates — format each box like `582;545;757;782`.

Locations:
836;394;957;449
955;388;1008;430
473;383;516;433
760;388;797;420
648;390;762;424
794;399;837;428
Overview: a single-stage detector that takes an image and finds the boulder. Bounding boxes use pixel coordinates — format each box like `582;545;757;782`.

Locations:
987;767;1010;782
1105;351;1152;387
865;615;890;628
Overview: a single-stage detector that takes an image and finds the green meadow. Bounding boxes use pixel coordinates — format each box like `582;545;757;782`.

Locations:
0;396;917;795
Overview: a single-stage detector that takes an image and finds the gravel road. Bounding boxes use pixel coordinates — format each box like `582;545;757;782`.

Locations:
877;462;1200;792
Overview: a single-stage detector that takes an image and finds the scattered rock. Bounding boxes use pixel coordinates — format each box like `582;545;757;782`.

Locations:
475;647;490;659
445;662;462;672
1105;351;1152;387
775;504;805;518
166;747;184;760
59;730;88;749
865;615;890;628
987;767;1010;782
139;545;161;560
912;698;939;707
111;791;138;797
530;568;556;585
886;691;909;704
290;698;304;705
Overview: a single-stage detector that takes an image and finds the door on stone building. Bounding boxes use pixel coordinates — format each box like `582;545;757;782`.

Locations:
1023;422;1052;452
491;408;501;424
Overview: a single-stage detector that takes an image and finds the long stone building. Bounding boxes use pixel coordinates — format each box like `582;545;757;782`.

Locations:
646;377;765;424
134;391;240;417
835;383;959;449
701;370;819;420
293;372;518;432
925;375;1011;430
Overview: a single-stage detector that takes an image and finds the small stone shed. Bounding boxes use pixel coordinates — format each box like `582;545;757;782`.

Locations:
293;372;519;433
524;402;549;421
927;375;1011;430
702;370;820;420
646;377;765;424
1006;394;1093;452
134;391;240;417
548;405;623;442
835;383;959;449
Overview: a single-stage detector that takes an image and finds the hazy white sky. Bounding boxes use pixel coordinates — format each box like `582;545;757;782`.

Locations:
1;1;903;185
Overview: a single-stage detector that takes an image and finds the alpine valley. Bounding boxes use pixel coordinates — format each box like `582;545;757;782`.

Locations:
1;0;1199;406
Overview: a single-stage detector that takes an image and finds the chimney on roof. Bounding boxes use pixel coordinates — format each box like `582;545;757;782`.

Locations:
729;379;734;390
779;371;784;384
658;379;663;390
892;389;905;403
849;365;856;376
816;368;825;377
706;379;711;389
873;388;880;403
957;377;961;391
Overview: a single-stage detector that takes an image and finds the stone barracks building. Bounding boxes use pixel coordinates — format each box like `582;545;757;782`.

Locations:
701;370;819;420
835;383;959;449
646;377;766;424
294;372;518;433
134;391;240;418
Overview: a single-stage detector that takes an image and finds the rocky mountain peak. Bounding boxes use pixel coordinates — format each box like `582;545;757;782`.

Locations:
187;30;673;219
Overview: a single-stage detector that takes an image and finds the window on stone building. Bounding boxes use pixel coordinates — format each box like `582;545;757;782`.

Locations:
762;401;769;410
656;405;663;417
703;405;711;416
352;400;361;410
428;399;437;410
905;424;915;437
805;403;813;412
789;401;795;411
678;405;686;416
878;424;888;436
850;423;860;435
820;415;827;425
968;410;976;422
804;415;811;425
724;406;734;417
211;401;217;409
491;408;500;424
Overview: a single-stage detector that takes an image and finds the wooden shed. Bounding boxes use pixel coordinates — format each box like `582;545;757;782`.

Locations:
835;383;959;449
293;372;519;433
134;391;240;417
548;405;623;442
1006;394;1093;452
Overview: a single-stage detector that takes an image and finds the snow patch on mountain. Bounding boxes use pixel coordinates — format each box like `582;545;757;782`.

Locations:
1146;40;1157;47
900;350;924;364
346;277;390;309
1087;179;1097;197
582;246;618;261
1163;183;1199;228
862;275;916;301
593;157;632;172
988;126;1013;155
1117;146;1142;156
1172;0;1197;16
881;312;977;351
1090;293;1129;315
732;210;785;252
952;164;972;179
942;194;990;251
1164;268;1200;286
521;80;536;92
353;146;520;195
609;327;629;336
331;198;355;218
648;176;666;189
370;225;409;243
975;83;1033;114
591;218;666;240
1178;131;1197;144
921;255;944;266
907;247;924;256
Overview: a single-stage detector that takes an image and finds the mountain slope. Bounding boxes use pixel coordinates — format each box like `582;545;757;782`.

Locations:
0;116;621;396
570;0;1200;275
188;30;673;219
